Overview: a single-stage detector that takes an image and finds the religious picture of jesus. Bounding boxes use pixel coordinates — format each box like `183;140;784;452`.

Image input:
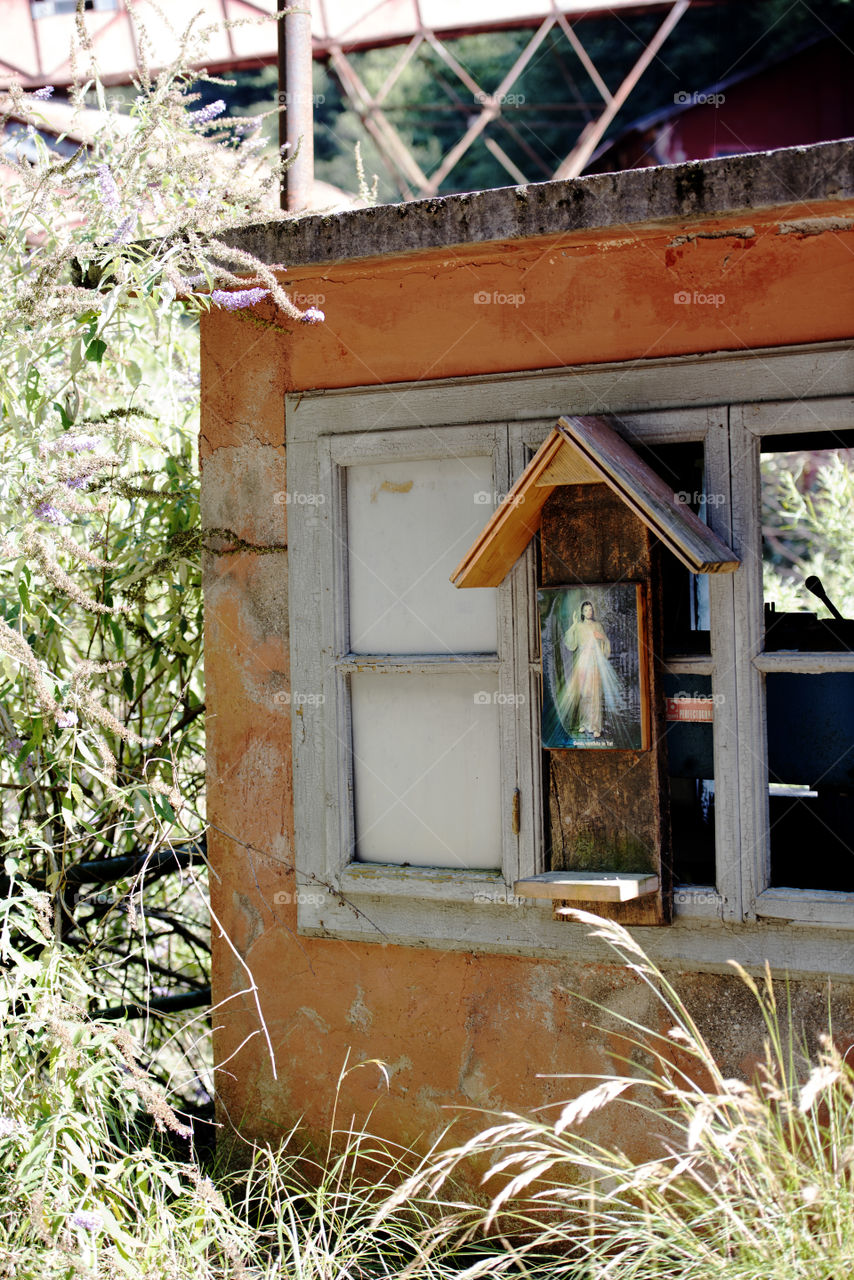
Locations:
538;584;648;750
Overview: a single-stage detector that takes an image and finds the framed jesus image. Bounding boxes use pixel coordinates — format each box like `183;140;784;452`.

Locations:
538;584;650;751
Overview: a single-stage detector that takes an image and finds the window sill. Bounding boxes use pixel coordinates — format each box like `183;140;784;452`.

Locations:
339;862;510;903
755;887;854;926
295;886;854;978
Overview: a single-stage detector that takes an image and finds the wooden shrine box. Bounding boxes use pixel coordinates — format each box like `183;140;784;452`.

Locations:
200;140;854;1159
452;415;738;925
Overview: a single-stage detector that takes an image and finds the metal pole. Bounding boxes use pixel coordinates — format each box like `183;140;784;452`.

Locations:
278;3;315;213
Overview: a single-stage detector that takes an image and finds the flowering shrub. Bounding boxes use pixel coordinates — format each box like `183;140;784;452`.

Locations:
0;18;324;1112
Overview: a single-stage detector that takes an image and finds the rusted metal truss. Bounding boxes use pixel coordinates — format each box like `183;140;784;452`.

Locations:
3;0;693;199
325;0;691;197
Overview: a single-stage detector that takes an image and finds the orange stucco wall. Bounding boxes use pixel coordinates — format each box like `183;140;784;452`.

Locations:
201;200;854;1156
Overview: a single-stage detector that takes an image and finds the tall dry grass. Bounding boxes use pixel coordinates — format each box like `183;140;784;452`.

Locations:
379;910;854;1280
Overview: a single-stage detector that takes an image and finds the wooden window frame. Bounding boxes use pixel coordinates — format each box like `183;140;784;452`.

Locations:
288;421;543;938
286;341;854;977
730;399;854;928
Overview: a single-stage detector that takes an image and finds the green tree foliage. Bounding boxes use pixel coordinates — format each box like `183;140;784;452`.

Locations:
762;447;854;617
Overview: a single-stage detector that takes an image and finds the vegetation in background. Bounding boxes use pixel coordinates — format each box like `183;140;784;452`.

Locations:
0;8;318;1129
0;884;484;1279
762;448;854;617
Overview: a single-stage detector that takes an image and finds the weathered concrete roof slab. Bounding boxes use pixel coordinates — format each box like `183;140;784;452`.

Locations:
224;138;854;269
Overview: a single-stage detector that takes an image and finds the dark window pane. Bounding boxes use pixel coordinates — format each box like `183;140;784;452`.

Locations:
663;672;716;886
767;672;854;891
642;442;712;656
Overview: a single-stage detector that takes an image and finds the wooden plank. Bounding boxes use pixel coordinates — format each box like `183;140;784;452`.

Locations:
284;345;854;444
535;448;601;486
556;416;739;574
515;871;660;903
755;887;854;926
450;487;549;589
450;429;565;589
754;652;854;674
728;407;768;915
541;483;672;926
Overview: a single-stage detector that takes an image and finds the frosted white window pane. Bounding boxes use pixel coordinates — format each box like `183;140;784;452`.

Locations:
351;671;501;868
347;456;497;654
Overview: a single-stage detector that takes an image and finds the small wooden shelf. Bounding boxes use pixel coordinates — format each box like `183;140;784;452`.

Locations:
514;871;660;904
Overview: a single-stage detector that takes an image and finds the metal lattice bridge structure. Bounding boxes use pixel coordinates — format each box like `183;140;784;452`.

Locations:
1;0;696;194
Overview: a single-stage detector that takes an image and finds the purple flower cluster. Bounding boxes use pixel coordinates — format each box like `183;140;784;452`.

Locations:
178;273;206;291
51;435;99;454
70;1209;102;1233
110;212;136;245
32;86;54;100
300;307;325;325
96;165;120;218
211;288;270;311
34;502;70;526
191;99;226;126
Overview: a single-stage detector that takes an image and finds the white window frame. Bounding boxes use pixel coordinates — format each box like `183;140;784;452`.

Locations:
286;340;854;977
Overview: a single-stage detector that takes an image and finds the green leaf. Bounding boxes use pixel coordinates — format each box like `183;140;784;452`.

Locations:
65;782;85;808
85;339;107;363
24;367;41;411
153;795;176;823
58;1129;96;1180
52;400;74;430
